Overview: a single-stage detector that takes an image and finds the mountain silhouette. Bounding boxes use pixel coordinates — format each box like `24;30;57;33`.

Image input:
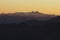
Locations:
0;12;55;24
0;12;60;40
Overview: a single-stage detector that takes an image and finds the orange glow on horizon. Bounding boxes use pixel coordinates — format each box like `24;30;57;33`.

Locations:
0;0;60;15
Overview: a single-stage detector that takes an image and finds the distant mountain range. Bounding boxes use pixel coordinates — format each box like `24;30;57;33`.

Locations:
0;12;56;24
0;12;60;40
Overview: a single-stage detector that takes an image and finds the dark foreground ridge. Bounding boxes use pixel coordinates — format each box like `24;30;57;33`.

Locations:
0;12;60;40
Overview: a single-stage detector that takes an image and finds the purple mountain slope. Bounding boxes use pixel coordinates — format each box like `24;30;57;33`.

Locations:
0;12;56;24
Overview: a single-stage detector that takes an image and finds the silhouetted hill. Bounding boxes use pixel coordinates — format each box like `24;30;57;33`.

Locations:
50;16;60;22
0;12;55;24
0;12;60;40
0;17;60;40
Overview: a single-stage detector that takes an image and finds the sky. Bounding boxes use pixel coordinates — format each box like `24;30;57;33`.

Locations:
0;0;60;15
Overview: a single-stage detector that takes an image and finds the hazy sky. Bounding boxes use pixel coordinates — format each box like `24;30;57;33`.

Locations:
0;0;60;15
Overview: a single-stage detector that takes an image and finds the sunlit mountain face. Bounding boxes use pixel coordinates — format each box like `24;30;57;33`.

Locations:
0;11;56;24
